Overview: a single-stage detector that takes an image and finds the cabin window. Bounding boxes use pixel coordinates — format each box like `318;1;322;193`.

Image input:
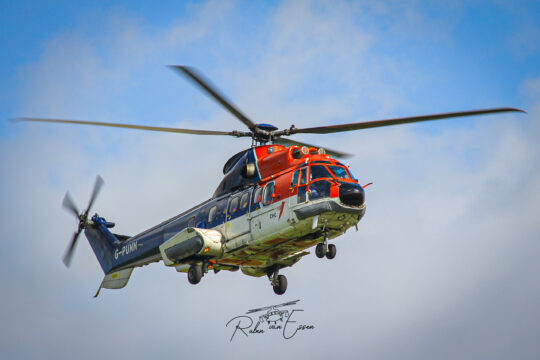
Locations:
240;192;250;210
263;182;275;206
328;165;350;180
253;187;263;204
220;200;227;215
229;197;239;214
187;216;196;227
310;165;332;181
208;206;217;223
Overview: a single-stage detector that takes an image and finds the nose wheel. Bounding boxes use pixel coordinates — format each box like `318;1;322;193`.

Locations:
315;227;337;259
326;244;336;259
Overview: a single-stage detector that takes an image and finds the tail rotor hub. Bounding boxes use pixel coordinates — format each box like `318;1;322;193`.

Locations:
61;176;104;267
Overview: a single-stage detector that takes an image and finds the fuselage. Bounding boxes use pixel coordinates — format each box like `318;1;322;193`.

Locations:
85;144;366;277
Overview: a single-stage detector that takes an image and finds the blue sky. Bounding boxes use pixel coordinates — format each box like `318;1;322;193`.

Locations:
1;1;540;359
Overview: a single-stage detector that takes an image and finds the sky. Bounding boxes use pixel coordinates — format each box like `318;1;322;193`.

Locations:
1;0;540;359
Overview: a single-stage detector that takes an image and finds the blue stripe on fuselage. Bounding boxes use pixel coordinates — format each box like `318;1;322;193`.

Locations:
97;185;258;272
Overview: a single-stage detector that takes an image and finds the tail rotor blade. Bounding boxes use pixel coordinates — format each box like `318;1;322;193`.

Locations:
63;230;82;267
62;192;80;218
86;175;104;214
62;176;104;268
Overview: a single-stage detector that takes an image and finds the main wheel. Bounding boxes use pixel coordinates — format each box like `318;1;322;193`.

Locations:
315;243;325;258
273;274;288;295
326;244;336;259
188;265;203;285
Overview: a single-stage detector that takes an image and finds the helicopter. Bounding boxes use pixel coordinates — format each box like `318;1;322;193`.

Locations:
16;66;524;296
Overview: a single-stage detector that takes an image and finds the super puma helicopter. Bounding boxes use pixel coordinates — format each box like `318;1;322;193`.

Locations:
17;66;524;296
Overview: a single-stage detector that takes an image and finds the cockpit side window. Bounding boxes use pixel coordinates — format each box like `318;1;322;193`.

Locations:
310;165;332;181
291;170;299;186
299;167;307;185
309;180;332;200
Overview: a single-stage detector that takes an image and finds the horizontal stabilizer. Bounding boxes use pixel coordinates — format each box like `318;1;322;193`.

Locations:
93;268;134;298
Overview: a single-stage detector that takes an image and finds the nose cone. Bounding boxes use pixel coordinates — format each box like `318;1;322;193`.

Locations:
339;183;365;207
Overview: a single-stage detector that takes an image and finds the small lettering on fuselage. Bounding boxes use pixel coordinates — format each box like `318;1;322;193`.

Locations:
114;240;138;260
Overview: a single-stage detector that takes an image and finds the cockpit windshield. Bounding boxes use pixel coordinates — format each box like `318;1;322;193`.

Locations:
328;165;350;180
336;162;357;180
310;165;332;180
347;167;357;181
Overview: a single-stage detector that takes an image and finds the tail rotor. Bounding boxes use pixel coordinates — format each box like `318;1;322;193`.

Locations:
62;176;104;267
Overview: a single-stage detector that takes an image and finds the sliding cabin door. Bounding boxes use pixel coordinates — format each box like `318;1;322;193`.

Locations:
224;188;252;241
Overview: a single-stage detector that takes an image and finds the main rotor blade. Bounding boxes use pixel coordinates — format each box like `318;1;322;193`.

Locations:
62;192;79;218
63;230;81;267
14;117;242;136
170;66;258;132
86;175;104;215
289;108;525;135
275;138;353;159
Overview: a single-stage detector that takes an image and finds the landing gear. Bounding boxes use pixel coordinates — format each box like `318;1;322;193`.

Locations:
315;243;326;258
187;264;203;284
202;259;211;274
315;226;337;260
326;244;336;259
273;275;287;295
268;265;288;295
188;260;213;285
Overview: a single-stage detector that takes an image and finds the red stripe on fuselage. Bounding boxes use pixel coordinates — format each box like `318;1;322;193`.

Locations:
278;201;285;220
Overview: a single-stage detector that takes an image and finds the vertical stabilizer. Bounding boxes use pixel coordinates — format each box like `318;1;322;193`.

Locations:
84;217;119;274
